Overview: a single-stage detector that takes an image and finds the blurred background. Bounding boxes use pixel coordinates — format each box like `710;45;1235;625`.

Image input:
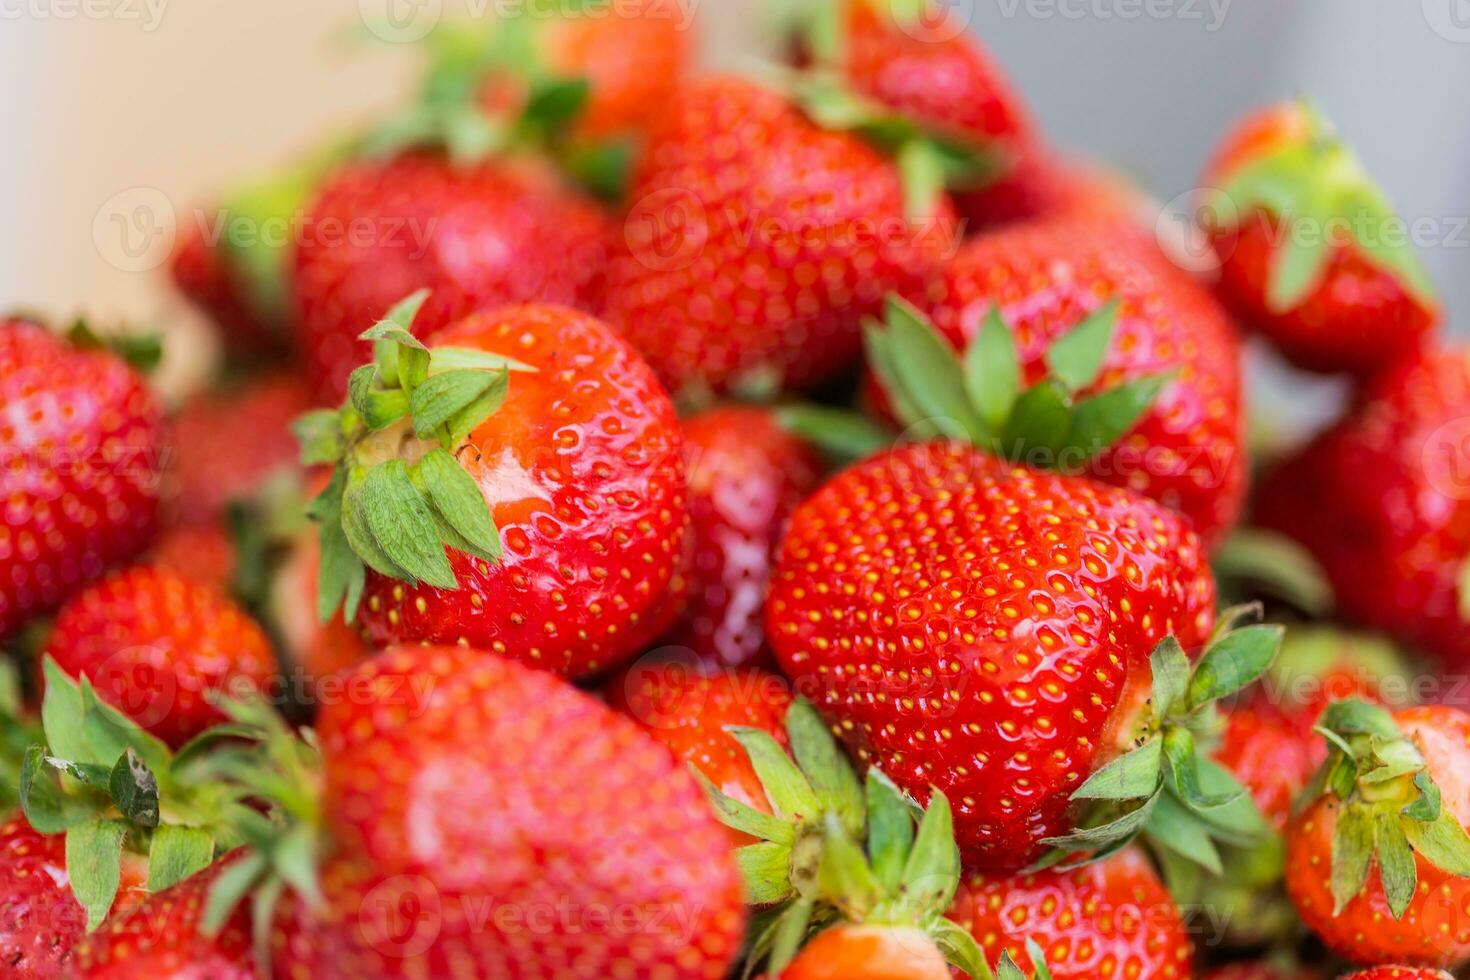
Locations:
1;0;1466;360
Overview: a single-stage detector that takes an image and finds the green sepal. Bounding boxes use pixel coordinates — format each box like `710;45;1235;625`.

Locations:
865;769;916;892
148;825;218;892
777;404;891;463
693;768;794;846
1046;300;1119;392
66;818;129;932
739;841;798;906
108;748;160;828
786;700;865;838
728;727;821;822
65;318;163;373
1212;529;1335;616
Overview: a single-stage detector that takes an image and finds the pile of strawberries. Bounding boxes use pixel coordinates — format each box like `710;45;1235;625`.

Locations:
4;2;1470;978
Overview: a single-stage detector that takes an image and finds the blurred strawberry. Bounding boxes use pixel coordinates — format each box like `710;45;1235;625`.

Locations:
1255;346;1470;670
0;319;166;638
602;75;959;396
292;155;612;403
1201;102;1440;375
170;218;288;362
146;522;237;595
43;566;276;747
661;407;823;671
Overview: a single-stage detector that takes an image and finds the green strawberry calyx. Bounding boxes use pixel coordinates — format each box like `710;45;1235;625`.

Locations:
1304;698;1470;919
783;294;1171;472
65;317;163;374
1203;101;1438;314
17;658;267;933
1037;606;1282;876
699;699;1044;979
294;289;536;625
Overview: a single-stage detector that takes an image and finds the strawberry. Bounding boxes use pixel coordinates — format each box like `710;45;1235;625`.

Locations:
291;154;612;402
778;925;954;979
299;296;687;680
43;566;276;747
1284;701;1470;968
1340;969;1456;980
765;439;1280;874
67;855;254;979
1200;102;1440;375
0;815;146;979
237;645;746;978
661;406;823;671
0;319;166;638
167;372;311;526
602;75;959;396
1202;966;1313;980
871;216;1247;546
170;216;290;365
146;522;237;596
607;663;792;844
1254;346;1470;670
266;528;370;686
948;848;1194;979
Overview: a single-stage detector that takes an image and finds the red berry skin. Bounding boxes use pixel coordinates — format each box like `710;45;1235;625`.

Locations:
607;664;792;845
167;371;311;526
767;442;1215;870
1341;968;1456;980
43;567;277;747
1285;706;1470;968
170;216;287;362
947;848;1194;979
1203;104;1440;376
0;320;166;638
69;855;254;979
781;924;950;980
271;646;745;980
292;155;613;403
1201;964;1306;980
603;76;959;395
902;216;1247;547
1214;697;1328;834
147;521;237;596
1255;348;1470;670
0;816;146;979
661;407;823;671
354;306;688;681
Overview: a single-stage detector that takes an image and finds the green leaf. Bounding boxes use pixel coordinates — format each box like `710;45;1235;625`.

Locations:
40;658;91;764
785;701;863;837
776;404;891;462
1145;789;1223;875
727;727;819;822
736;841;795;906
416;448;501;564
148;825;217;892
1318;698;1401;742
1064;373;1171;459
767;897;815;976
865;769;915;892
78;679;171;777
292;410;345;467
1162;727;1238;811
202;849;268;936
692;768;794;845
964;309;1020;436
427;346;537;375
880;297;984;441
1071;739;1163;802
1046;300;1119;392
997;952;1026;980
1188;624;1284;708
409;369;504;440
816;813;883;915
1002;380;1072;461
930;917;992;980
20;746;100;833
1213;530;1335;616
444;372;512;448
66;819;128;932
1330;803;1376;914
313;468;367;624
521;76;590;132
1404;805;1470;878
1026;939;1055;980
365;289;431;338
108;749;159;828
1266;220;1332;313
896;139;948;221
1150;637;1190;725
1375;810;1418;919
1040;792;1159;855
900;789;960;915
864;320;931;435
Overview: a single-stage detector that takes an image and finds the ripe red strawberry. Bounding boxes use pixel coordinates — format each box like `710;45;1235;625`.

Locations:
267;529;370;685
953;149;1144;230
602;75;959;395
292;154;612;402
1284;701;1470;968
263;645;745;978
167;372;310;526
0;816;146;979
888;216;1247;546
1203;965;1313;980
301;298;687;679
1255;346;1470;670
68;855;254;979
766;441;1267;872
607;663;792;844
170;216;288;363
43;566;276;747
660;407;823;671
147;521;238;595
779;925;952;979
1200;102;1440;375
0;319;166;638
1341;969;1456;980
948;848;1194;979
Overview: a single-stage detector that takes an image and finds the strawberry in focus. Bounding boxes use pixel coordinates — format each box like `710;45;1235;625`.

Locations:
603;75;958;395
264;645;745;978
292;155;612;402
1200;102;1440;376
42;566;276;747
661;407;823;671
0;319;166;638
301;298;688;679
